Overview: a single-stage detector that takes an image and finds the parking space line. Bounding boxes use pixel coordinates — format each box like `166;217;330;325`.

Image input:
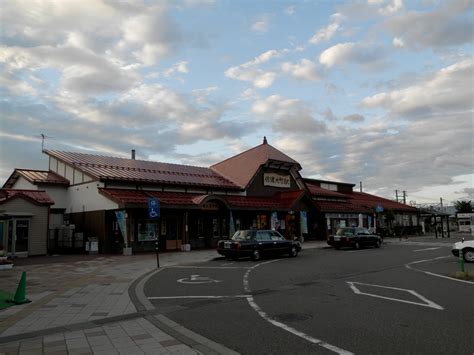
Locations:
413;247;441;252
244;260;353;355
406;257;474;285
168;265;251;269
148;295;251;300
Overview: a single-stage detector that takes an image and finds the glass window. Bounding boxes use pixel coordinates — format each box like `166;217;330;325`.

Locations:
257;231;272;241
137;221;158;241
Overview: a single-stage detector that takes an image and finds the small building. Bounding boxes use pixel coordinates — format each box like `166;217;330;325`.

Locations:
304;178;419;237
0;189;54;256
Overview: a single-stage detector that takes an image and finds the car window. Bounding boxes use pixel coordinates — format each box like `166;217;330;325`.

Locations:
231;230;254;241
336;228;355;236
270;231;285;241
257;231;272;241
356;228;370;235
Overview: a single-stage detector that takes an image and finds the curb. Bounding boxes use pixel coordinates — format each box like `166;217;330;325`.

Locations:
129;266;240;355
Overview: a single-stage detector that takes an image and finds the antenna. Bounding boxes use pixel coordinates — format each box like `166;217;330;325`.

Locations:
38;133;54;152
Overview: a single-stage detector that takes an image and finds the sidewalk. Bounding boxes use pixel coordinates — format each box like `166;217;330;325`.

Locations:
0;241;325;354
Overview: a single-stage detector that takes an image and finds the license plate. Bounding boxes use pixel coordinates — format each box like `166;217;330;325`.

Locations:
224;243;231;249
333;236;340;241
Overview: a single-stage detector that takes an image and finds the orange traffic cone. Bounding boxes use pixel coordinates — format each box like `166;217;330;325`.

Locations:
8;271;31;305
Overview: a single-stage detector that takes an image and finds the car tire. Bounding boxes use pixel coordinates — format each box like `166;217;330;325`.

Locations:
335;246;341;250
251;249;261;261
289;246;298;257
375;239;382;248
463;248;474;263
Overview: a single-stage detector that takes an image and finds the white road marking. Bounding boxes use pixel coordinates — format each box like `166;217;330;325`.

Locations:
177;274;222;284
148;295;250;300
406;257;474;285
347;281;444;310
413;247;441;252
169;265;250;269
243;260;353;355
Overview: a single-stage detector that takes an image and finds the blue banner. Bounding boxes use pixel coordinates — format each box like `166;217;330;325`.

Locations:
148;198;160;218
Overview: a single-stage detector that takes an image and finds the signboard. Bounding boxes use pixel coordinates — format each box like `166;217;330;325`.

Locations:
375;204;384;213
148;198;160;218
263;173;291;188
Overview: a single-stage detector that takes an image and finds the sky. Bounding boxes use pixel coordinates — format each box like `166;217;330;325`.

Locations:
0;0;473;205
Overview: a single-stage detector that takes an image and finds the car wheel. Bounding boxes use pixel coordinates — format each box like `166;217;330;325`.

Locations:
335;246;341;250
251;249;261;261
354;241;360;250
463;248;474;263
289;246;298;257
375;239;382;248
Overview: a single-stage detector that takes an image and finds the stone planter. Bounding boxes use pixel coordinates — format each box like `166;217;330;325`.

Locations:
123;247;133;256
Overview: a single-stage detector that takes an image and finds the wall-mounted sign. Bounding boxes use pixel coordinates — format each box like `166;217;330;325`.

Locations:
202;202;219;211
263;173;290;188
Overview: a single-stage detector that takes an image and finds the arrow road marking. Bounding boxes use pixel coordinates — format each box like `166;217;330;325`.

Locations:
347;281;444;310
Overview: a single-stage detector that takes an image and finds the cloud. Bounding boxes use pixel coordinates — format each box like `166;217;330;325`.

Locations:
252;95;326;134
224;49;287;88
309;13;345;45
319;42;386;69
252;15;271;33
343;114;365;122
281;59;320;81
361;59;473;118
285;6;296;16
392;37;404;48
163;61;189;77
383;0;473;49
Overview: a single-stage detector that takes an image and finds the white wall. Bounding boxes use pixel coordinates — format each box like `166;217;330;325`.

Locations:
38;185;68;209
67;181;118;213
11;176;36;190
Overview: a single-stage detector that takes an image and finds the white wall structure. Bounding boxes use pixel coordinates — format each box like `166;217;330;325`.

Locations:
10;176;36;190
67;181;118;214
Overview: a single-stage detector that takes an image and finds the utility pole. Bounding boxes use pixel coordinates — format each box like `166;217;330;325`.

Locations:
440;197;443;212
395;190;399;203
359;181;362;192
402;191;407;205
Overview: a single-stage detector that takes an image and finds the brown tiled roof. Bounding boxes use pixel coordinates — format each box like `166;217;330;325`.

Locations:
0;189;54;205
306;183;349;198
314;191;417;213
3;169;69;188
99;188;310;211
45;150;240;190
210;142;301;188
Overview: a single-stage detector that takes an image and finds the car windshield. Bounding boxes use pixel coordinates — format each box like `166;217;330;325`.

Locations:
231;230;254;241
336;228;355;236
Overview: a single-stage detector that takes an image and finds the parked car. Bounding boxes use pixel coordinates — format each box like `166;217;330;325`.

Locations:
327;227;383;250
451;239;474;262
217;230;300;261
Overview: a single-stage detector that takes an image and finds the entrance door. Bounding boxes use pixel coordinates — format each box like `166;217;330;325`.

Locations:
7;219;30;255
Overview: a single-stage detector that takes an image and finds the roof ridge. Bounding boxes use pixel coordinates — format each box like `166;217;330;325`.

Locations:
210;143;266;168
46;150;211;170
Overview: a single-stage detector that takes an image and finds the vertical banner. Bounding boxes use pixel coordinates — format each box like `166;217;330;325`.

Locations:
271;212;278;230
300;211;308;234
358;213;363;228
229;211;236;237
115;211;128;248
148;198;160;218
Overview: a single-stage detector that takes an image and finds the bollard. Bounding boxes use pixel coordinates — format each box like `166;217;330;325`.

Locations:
459;250;464;273
155;241;160;269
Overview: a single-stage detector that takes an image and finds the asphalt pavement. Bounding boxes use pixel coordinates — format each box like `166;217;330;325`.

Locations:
0;232;472;354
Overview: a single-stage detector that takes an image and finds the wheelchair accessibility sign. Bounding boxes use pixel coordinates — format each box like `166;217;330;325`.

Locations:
148;198;160;218
177;274;222;284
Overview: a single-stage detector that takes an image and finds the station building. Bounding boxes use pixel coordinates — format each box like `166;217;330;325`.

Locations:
2;138;419;255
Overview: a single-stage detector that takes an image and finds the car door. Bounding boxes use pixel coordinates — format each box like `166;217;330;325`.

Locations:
271;231;291;255
356;228;370;246
256;231;273;255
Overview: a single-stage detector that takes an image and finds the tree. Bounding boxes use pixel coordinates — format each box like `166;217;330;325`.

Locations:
454;200;473;213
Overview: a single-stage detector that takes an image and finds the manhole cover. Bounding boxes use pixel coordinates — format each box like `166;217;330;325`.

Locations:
275;313;312;322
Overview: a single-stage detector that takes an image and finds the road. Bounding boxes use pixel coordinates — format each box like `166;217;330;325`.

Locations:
144;241;474;354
